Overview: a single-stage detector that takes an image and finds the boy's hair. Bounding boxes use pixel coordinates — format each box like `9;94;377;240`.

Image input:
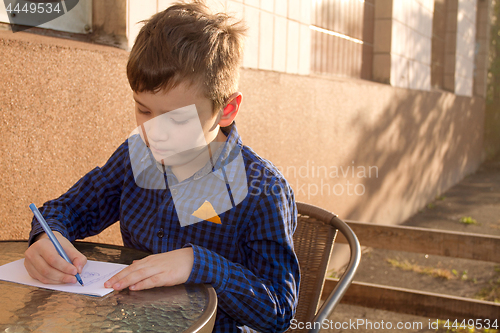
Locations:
127;0;247;114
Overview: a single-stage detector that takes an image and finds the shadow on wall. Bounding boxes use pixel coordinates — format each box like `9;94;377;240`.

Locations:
484;103;500;158
239;69;484;227
337;90;484;224
323;85;484;273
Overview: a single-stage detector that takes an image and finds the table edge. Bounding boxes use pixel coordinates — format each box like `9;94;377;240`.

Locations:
187;285;217;333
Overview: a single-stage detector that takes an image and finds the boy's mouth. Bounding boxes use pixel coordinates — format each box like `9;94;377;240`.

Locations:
150;145;173;155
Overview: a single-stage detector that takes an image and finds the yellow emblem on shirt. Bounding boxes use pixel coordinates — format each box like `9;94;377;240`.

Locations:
192;200;221;224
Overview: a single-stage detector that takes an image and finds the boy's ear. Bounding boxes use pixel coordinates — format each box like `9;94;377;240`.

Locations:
219;92;242;127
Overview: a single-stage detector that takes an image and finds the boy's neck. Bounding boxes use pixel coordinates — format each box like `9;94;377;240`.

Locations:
170;128;227;183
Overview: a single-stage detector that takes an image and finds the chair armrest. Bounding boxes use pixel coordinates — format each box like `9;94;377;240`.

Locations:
308;216;361;333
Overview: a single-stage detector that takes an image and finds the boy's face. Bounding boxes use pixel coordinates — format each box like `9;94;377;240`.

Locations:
133;82;221;166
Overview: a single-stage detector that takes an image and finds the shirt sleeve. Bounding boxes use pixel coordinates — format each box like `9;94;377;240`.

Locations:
28;141;129;245
184;176;300;333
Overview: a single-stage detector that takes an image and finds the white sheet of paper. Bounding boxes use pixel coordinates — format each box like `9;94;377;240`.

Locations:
0;259;128;297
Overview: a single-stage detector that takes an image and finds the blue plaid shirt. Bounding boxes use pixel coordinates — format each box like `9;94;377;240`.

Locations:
29;123;300;332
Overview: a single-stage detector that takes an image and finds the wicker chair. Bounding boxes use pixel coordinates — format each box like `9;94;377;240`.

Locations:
291;202;361;333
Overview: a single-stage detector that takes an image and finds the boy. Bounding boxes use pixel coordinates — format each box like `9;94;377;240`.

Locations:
24;1;299;332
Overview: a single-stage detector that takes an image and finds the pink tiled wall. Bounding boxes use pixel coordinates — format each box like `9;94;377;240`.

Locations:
0;29;485;244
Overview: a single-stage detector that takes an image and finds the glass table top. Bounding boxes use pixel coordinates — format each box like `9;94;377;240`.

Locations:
0;241;216;332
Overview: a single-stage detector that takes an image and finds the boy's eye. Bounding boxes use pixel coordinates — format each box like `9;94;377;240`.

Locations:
138;109;151;115
171;118;189;125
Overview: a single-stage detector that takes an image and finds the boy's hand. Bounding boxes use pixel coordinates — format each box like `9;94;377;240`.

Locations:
24;231;87;285
104;247;194;291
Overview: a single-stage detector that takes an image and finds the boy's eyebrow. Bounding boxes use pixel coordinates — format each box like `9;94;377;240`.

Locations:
133;97;172;114
133;97;196;115
133;98;148;109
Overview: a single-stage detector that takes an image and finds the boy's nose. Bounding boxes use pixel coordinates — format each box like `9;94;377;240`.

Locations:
144;116;170;142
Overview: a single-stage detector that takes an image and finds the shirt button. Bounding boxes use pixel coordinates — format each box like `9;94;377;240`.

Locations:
171;189;178;195
157;228;164;238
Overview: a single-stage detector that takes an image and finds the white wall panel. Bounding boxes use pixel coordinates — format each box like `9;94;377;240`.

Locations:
243;4;260;68
298;23;310;75
273;15;287;72
259;10;274;70
286;19;299;74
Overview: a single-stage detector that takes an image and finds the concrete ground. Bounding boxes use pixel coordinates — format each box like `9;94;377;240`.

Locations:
322;155;500;332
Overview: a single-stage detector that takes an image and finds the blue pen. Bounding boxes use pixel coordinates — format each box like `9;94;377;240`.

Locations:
29;203;84;286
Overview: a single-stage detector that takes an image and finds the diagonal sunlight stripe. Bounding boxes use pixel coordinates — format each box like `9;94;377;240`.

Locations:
61;0;68;14
309;25;364;45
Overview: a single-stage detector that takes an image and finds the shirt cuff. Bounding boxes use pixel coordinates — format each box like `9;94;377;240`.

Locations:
28;218;70;246
183;243;230;294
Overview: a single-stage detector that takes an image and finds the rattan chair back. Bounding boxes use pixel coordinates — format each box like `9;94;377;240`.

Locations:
290;202;361;333
292;203;338;325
